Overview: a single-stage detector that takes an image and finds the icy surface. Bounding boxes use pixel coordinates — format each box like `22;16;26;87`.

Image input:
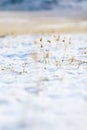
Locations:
0;34;87;130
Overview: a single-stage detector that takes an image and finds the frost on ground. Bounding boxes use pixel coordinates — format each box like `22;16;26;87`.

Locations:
0;34;87;130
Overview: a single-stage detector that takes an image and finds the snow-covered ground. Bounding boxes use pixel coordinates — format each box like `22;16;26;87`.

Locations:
0;34;87;130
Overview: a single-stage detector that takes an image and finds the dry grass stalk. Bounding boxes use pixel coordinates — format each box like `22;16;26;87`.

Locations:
70;56;75;64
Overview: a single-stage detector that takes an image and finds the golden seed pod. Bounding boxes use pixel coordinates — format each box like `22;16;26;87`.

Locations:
40;37;43;42
47;40;51;43
45;53;49;58
40;44;43;48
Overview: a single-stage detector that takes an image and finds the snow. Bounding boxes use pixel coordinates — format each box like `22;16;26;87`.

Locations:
0;34;87;130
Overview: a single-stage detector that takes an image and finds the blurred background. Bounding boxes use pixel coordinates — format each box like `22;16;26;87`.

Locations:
0;0;87;11
0;0;87;35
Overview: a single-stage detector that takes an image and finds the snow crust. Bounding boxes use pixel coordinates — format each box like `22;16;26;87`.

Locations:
0;34;87;130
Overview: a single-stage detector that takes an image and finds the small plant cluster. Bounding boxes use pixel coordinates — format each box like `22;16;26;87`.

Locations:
33;34;87;70
33;34;72;69
0;34;87;75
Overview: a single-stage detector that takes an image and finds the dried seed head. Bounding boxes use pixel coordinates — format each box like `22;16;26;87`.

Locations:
40;44;43;48
62;38;65;42
40;37;43;42
47;40;51;44
56;35;60;41
70;56;75;63
45;52;49;58
44;50;49;58
1;68;5;71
